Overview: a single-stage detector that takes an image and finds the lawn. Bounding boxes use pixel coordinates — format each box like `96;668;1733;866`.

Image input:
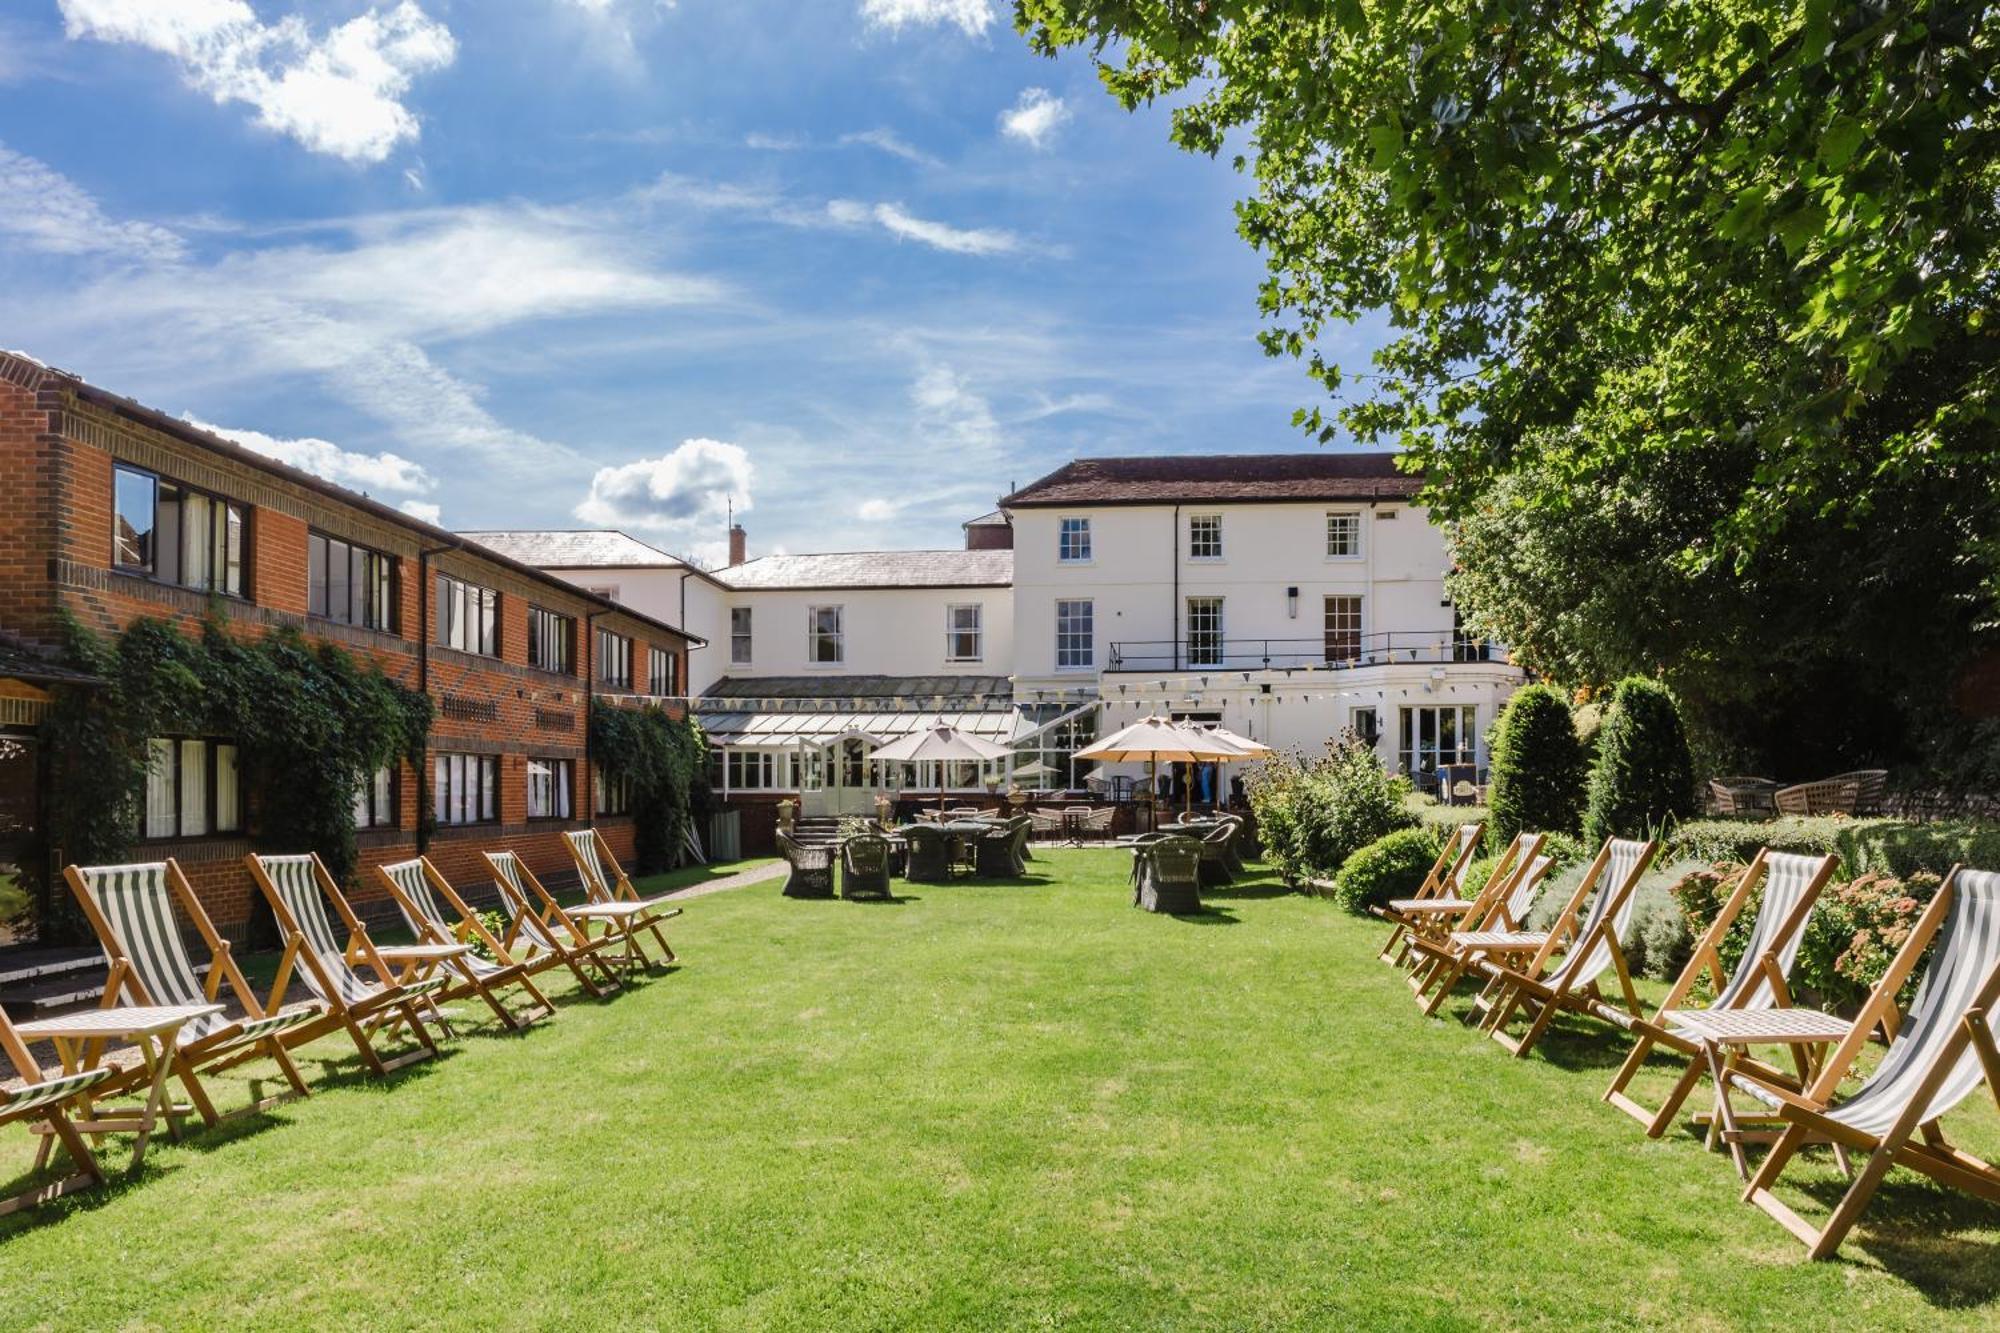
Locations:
4;849;1999;1328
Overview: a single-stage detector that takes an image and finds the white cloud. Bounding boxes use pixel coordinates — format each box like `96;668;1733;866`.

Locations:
57;0;456;163
0;142;184;261
858;0;992;36
857;497;900;522
575;439;754;545
647;170;1026;258
999;88;1070;149
744;131;804;151
869;202;1020;256
186;415;435;495
398;499;442;524
911;362;1002;458
840;128;939;167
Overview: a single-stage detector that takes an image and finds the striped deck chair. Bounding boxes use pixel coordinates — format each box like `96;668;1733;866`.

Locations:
1372;821;1483;965
245;853;452;1077
564;829;682;971
1730;866;2000;1258
1397;832;1541;994
0;1009;118;1217
484;851;623;999
1407;844;1557;1017
1601;849;1839;1135
64;859;321;1126
1474;836;1660;1057
374;857;554;1031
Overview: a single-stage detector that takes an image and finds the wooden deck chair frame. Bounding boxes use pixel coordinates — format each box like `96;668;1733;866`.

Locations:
1601;849;1839;1135
1373;821;1483;966
1736;865;2000;1259
1394;831;1538;966
1475;836;1660;1057
564;828;682;971
1401;833;1547;1009
483;851;624;999
374;857;555;1031
64;859;320;1127
0;1010;118;1217
245;852;447;1077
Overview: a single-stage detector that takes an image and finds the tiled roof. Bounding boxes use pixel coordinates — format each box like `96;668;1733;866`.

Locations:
1001;453;1420;506
719;549;1012;590
704;674;1013;701
962;510;1008;528
458;529;685;569
0;635;104;688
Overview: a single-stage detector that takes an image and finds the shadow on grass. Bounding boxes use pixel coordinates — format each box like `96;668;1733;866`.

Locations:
1781;1170;2000;1306
1203;881;1293;902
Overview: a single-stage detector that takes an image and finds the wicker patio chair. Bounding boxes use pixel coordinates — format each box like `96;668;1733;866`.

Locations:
1131;836;1204;914
904;824;953;883
1028;808;1065;843
1195;823;1237;888
1709;776;1780;817
973;826;1018;878
840;834;893;900
1773;776;1863;817
778;831;835;898
1079;807;1116;844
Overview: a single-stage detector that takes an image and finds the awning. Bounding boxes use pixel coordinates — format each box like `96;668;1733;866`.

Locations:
698;707;1034;751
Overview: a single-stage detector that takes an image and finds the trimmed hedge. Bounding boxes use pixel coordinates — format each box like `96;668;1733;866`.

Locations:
1319;826;1443;914
1666;816;2000;878
1486;684;1585;845
1582;677;1696;845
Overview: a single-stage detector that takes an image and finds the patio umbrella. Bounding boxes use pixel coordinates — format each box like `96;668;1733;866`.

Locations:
1170;722;1270;814
1010;759;1056;790
1075;716;1242;829
870;722;1014;815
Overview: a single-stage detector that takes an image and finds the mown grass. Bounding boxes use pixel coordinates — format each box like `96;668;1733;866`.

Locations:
3;849;1998;1329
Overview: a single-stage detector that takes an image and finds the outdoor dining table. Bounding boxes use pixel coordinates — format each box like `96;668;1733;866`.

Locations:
1671;1007;1857;1180
15;1002;224;1170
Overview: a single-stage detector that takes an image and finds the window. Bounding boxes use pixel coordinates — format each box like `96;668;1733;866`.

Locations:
595;765;632;816
437;575;499;656
353;765;396;828
433;753;498;825
1055;599;1094;669
946;604;983;662
1058;516;1092;563
1186;596;1224;666
1324;595;1363;663
584;583;621;602
1399;705;1479;777
139;737;241;839
1452;609;1490;663
596;628;632;688
1188;514;1222;560
726;750;777;790
114;465;247;597
526;758;574;820
730;607;753;665
1350;707;1380;747
1326;510;1362;559
809;605;843;664
526;607;574;674
308;532;396;630
650;645;679;696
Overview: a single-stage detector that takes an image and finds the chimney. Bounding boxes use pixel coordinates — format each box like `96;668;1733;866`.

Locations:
727;524;747;567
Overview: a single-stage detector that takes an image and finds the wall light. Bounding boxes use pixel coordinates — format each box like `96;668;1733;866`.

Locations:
1286;586;1299;619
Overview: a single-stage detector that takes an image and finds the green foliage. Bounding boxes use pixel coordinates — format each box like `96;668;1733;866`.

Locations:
1246;737;1417;886
1485;685;1584;846
1319;827;1441;915
1582;678;1695;846
589;700;708;875
1666;816;2000;880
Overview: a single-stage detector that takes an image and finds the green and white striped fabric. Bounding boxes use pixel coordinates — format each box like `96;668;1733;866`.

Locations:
381;858;509;980
1545;838;1651;991
255;854;384;1008
1;1064;115;1116
1710;853;1827;1011
1504;855;1554;926
565;830;613;902
486;853;562;955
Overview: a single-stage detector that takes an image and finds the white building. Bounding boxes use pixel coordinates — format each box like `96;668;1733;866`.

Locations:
465;452;1525;818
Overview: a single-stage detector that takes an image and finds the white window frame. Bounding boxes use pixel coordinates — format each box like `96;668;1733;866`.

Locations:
353;764;396;829
1325;510;1363;560
809;605;844;664
433;752;499;826
1188;513;1223;561
438;574;500;656
140;736;242;840
730;606;753;665
1323;594;1364;663
1186;596;1224;666
1055;599;1094;670
946;603;983;662
526;757;574;820
1058;516;1092;564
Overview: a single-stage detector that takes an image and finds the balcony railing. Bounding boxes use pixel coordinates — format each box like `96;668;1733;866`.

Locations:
1105;632;1509;673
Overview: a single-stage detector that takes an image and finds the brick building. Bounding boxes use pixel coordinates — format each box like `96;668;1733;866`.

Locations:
0;351;699;942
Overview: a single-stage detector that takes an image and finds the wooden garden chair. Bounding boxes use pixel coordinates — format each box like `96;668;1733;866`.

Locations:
245;853;455;1077
1473;836;1660;1057
1728;866;2000;1259
374;857;556;1031
1600;849;1839;1135
484;850;624;999
563;829;682;970
1372;821;1483;965
1397;833;1544;998
64;859;321;1127
1406;844;1557;1017
1;1008;122;1217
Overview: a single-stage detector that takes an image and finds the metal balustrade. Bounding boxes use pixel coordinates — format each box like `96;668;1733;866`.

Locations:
1105;632;1506;673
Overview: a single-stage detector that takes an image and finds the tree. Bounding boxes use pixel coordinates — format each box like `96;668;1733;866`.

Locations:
1583;677;1697;845
1486;684;1584;843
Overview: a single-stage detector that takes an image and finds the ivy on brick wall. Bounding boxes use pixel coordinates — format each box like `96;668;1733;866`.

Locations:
23;611;430;940
589;699;708;874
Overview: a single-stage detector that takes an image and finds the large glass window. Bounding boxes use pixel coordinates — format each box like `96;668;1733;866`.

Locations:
649;645;679;696
809;606;843;664
730;607;753;664
433;753;498;825
1188;514;1222;560
1056;599;1094;669
1399;705;1479;779
595;765;632;816
726;750;777;789
946;604;982;662
1324;595;1363;663
527;607;574;674
1326;510;1362;559
309;531;396;630
114;465;246;596
1186;596;1224;666
353;765;396;828
139;737;241;839
437;575;499;656
596;628;632;687
526;758;574;820
1058;516;1092;563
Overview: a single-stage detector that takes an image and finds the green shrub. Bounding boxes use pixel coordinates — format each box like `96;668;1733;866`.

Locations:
1536;831;1589;870
1247;738;1417;886
1796;871;1943;1010
1320;827;1442;914
1486;684;1585;846
1617;858;1708;980
1666;817;2000;879
1582;677;1696;845
1410;797;1492;833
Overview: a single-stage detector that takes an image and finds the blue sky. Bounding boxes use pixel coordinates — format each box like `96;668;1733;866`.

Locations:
0;1;1387;564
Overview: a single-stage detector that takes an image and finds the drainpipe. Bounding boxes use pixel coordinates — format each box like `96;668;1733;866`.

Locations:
584;609;605;829
1170;503;1181;674
415;540;460;852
